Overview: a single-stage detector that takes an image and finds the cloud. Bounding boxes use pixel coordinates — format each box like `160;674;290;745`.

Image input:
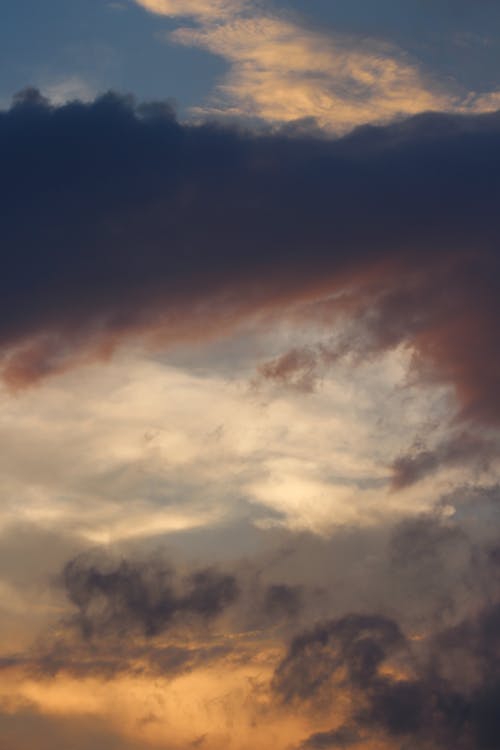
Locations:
390;431;499;489
263;584;302;619
136;0;245;21
63;553;239;638
389;512;468;570
298;726;360;749
0;347;428;553
134;0;500;132
170;14;449;132
3;637;234;681
268;489;500;749
276;601;500;750
0;702;148;750
0;549;309;682
42;77;95;106
4;487;500;748
2;92;500;432
0;554;241;683
253;340;348;392
257;255;500;426
274;613;405;704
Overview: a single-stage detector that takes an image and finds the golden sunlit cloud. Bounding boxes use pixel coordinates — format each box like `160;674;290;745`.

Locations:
134;0;500;132
1;640;317;750
172;15;450;132
136;0;246;21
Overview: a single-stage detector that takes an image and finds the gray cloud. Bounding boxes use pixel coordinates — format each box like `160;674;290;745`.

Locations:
272;487;500;749
277;598;500;749
63;553;239;639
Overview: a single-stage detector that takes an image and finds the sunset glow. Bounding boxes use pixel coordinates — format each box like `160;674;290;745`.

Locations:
1;2;500;749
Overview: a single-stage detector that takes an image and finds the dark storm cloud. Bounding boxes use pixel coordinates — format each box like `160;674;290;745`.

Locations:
264;487;500;749
0;551;309;681
273;613;405;704
1;89;500;424
63;554;239;638
277;603;500;750
0;553;240;681
275;511;500;750
61;553;308;639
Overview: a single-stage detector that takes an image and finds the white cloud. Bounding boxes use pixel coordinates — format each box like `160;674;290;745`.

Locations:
0;332;473;547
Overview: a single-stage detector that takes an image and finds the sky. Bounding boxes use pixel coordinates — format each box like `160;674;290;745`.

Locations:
1;2;500;749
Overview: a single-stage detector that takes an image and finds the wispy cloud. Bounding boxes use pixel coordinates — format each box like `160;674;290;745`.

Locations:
137;0;247;21
136;0;450;131
134;0;500;131
172;15;451;131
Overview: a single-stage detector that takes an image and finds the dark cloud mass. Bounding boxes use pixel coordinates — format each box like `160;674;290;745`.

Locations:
1;89;500;426
274;614;405;704
264;490;500;749
0;554;242;682
277;601;500;750
63;554;239;638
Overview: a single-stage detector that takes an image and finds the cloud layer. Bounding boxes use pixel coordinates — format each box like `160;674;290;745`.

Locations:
5;486;500;749
1;91;500;430
134;0;500;131
3;5;500;750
